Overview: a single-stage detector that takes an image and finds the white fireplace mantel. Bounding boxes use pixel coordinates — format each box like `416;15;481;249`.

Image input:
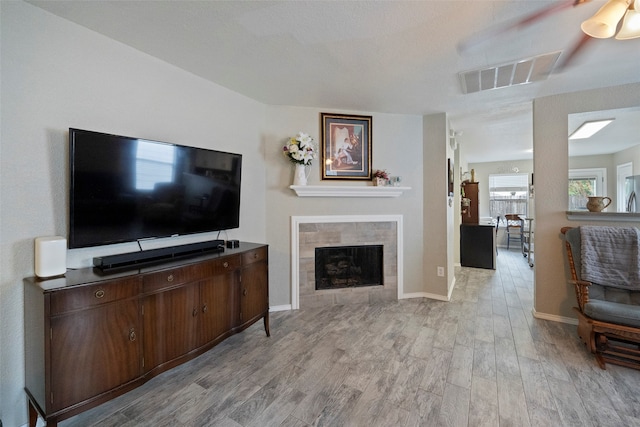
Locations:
289;185;410;198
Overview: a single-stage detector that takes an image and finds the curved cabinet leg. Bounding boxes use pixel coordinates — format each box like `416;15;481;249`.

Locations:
264;313;270;337
595;352;607;370
27;399;38;427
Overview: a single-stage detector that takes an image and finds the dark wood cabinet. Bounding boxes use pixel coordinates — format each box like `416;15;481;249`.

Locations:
142;282;200;372
460;224;496;269
50;290;141;412
461;181;479;224
239;247;269;329
199;255;242;345
199;275;236;345
142;254;242;374
24;243;269;427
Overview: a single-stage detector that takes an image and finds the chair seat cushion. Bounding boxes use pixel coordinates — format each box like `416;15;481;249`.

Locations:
589;284;640;305
584;300;640;328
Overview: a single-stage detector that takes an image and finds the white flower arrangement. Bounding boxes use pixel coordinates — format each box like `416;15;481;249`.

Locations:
283;132;316;166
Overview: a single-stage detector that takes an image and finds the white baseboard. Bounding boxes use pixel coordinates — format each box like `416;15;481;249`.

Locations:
269;304;292;312
401;292;450;302
532;308;578;325
448;276;456;300
19;415;45;427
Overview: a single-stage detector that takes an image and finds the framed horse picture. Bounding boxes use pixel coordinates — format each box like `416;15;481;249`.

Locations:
320;113;372;180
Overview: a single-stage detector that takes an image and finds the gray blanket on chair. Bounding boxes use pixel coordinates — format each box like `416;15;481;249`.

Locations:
580;225;640;290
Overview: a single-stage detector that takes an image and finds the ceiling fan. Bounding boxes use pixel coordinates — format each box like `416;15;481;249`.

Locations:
459;0;640;68
581;0;640;39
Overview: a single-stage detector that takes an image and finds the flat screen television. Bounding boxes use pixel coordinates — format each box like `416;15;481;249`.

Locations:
69;128;242;249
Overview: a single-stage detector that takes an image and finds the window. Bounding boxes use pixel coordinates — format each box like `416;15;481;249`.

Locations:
135;140;176;190
489;173;528;221
568;168;606;211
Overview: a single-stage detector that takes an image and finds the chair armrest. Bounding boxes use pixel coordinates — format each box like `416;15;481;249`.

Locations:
570;279;591;312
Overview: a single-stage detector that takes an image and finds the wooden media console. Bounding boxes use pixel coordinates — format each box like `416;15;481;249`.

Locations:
24;242;269;427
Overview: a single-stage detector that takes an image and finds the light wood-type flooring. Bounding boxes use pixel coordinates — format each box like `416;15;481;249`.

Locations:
59;248;640;427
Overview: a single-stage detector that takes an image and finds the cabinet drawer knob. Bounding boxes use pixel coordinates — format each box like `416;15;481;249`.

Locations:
95;289;105;299
129;328;136;342
243;289;248;296
202;304;208;313
167;274;174;282
223;262;229;268
192;308;198;317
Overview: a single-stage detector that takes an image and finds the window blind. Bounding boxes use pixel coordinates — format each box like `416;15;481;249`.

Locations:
489;174;529;192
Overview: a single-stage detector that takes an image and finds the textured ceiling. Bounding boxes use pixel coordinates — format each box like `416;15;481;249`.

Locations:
28;0;640;162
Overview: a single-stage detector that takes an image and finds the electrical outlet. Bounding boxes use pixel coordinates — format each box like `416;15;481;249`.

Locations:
437;266;445;277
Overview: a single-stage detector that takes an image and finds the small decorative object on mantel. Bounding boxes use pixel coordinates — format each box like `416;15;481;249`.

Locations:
372;169;389;186
283;132;316;186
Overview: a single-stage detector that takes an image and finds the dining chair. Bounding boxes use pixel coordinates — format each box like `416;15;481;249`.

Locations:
504;214;523;250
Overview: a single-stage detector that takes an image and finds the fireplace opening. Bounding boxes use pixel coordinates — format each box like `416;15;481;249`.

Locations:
315;245;383;290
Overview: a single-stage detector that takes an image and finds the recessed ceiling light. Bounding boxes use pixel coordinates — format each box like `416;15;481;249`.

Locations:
569;119;615;140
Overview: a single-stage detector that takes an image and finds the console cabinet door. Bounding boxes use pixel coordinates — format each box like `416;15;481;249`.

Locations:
239;258;268;326
199;271;237;346
49;299;140;412
142;283;199;372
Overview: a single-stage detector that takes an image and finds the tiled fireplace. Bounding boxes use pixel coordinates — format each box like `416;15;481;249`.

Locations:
291;215;403;309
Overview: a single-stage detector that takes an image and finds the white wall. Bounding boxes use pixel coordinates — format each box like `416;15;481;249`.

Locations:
1;2;266;425
615;144;640;176
262;106;425;305
423;113;453;299
533;82;640;322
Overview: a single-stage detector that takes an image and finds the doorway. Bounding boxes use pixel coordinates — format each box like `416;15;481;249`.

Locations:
617;162;632;212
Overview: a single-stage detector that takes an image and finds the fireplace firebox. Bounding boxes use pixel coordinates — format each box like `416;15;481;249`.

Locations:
315;245;383;290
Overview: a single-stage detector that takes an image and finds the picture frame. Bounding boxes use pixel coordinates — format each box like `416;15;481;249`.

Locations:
448;158;454;196
321;112;372;180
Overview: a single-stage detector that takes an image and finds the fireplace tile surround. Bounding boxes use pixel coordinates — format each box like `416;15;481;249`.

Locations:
291;215;403;309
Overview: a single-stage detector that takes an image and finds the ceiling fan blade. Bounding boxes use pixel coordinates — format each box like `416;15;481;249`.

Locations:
555;32;594;71
458;0;589;53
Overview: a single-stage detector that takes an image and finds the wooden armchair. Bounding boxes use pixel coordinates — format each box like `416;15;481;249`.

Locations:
561;226;640;370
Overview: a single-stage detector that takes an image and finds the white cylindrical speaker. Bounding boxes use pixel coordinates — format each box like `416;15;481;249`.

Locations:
35;236;67;278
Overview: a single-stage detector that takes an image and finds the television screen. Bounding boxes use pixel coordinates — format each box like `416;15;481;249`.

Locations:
69;128;242;249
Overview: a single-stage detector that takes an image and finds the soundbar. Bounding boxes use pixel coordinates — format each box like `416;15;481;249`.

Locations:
93;240;225;272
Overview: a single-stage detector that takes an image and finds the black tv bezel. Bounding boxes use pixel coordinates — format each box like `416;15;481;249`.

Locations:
68;128;242;249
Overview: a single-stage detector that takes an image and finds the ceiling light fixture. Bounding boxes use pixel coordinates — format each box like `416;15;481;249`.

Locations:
569;119;615;139
581;0;640;39
616;3;640;39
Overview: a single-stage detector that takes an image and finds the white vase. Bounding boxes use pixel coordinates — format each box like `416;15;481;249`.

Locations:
293;164;308;186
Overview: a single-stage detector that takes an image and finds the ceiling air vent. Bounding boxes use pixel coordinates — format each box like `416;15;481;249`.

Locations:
459;51;561;94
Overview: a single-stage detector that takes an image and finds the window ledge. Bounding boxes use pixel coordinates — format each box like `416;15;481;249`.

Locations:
566;211;640;222
289;185;411;198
